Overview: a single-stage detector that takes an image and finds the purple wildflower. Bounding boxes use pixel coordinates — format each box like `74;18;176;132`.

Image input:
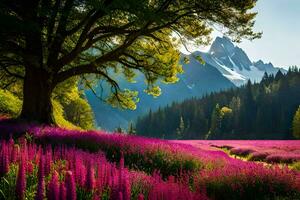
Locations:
65;171;76;200
16;157;26;200
85;160;95;190
47;170;60;200
59;181;67;200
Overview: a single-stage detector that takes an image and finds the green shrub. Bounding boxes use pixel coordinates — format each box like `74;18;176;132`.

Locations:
64;98;95;130
52;100;80;130
0;89;22;116
291;162;300;171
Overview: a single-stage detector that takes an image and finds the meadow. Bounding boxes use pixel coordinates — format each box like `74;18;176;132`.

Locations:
176;140;300;165
0;123;300;200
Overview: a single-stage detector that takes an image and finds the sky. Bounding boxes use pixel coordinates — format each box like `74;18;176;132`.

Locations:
181;0;300;69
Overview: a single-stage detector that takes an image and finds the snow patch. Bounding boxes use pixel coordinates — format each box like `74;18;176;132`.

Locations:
212;57;267;86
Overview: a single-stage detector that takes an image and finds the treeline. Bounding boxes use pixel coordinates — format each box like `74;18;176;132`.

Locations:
136;68;300;139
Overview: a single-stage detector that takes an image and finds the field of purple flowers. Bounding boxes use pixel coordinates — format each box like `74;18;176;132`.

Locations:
0;139;207;200
0;124;300;199
177;140;300;164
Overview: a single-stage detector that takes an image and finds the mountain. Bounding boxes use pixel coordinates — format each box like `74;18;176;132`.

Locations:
195;36;285;86
86;36;285;130
86;54;235;130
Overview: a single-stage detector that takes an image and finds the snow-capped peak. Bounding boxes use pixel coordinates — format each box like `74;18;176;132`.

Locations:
193;36;286;86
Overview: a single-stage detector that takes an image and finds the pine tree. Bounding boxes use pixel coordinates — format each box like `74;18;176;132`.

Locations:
241;80;256;133
128;123;136;135
115;126;124;134
261;72;270;85
176;116;185;139
292;106;300;139
220;106;233;135
207;104;222;139
275;70;284;81
136;70;300;139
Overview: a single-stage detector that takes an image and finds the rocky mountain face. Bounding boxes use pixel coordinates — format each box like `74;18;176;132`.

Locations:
86;36;285;130
198;36;285;86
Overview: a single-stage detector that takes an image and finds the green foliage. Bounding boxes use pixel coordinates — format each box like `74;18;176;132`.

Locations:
0;85;93;130
207;104;222;139
144;86;161;98
176;116;185;139
0;0;260;123
136;68;300;139
0;89;22;116
52;100;80;130
0;75;95;130
76;187;93;200
53;78;81;104
291;162;300;171
0;163;39;200
106;89;139;110
0;165;17;200
221;107;233;115
64;98;95;130
292;106;300;139
53;78;95;129
128;122;136;135
183;56;190;64
114;126;125;133
38;135;202;179
207;105;233;139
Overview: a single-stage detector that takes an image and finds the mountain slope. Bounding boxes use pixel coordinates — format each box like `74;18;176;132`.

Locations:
87;36;286;130
86;55;235;130
136;69;300;139
198;36;285;85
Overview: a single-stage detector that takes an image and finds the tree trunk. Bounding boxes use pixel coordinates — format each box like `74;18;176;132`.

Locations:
20;67;55;124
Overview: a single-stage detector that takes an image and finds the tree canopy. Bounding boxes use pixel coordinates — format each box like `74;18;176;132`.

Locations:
0;0;260;123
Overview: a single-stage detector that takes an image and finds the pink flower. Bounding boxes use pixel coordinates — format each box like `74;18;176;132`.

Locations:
122;177;131;200
45;151;52;176
92;194;101;200
137;194;144;200
16;157;26;200
85;160;95;190
35;162;45;200
118;192;123;200
35;177;45;200
0;143;9;176
65;171;76;200
59;181;67;200
11;144;20;163
47;170;60;200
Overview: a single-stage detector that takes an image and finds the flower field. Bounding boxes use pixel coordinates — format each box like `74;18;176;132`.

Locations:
0;139;205;200
176;140;300;164
0;124;300;199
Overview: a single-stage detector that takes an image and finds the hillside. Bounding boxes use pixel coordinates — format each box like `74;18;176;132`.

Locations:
86;54;235;130
87;37;284;130
136;68;300;139
0;124;299;200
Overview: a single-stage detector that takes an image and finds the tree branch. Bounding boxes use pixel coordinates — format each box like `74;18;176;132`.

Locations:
1;65;24;79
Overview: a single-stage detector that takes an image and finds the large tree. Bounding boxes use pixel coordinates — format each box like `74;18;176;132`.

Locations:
0;0;260;124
